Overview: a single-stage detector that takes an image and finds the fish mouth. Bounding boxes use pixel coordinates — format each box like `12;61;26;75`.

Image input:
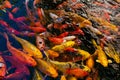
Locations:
0;62;5;67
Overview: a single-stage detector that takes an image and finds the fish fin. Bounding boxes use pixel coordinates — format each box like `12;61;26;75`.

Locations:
96;60;100;63
108;60;112;63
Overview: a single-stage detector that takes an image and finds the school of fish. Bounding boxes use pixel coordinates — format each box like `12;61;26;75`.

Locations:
0;0;120;80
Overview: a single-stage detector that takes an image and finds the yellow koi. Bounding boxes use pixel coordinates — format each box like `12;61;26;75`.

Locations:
77;49;91;60
49;60;80;72
90;17;118;32
104;44;120;63
35;59;58;78
65;12;92;28
52;41;75;52
92;40;111;67
67;76;77;80
11;34;43;59
60;75;67;80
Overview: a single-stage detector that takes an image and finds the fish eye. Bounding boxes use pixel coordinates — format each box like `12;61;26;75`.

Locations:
39;42;42;44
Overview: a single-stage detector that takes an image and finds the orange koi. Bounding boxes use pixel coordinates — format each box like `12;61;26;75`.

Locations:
64;47;76;52
3;33;37;67
3;0;12;9
86;56;94;69
29;26;46;33
70;28;84;35
65;68;89;78
0;20;9;27
57;32;69;38
37;8;46;24
8;12;14;20
0;55;6;78
48;37;64;45
46;50;59;58
11;7;19;13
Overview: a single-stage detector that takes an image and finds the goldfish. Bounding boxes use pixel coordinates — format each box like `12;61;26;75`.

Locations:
52;41;75;52
11;34;43;59
92;40;111;67
77;49;91;60
65;68;89;78
32;69;43;80
3;33;37;67
35;59;58;78
0;54;6;78
46;50;59;58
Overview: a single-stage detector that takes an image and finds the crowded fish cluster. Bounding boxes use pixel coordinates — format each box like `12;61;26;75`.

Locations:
0;0;120;80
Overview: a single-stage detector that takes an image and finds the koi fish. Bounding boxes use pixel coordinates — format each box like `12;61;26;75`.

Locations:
104;44;120;63
57;32;69;38
67;76;77;80
11;7;19;13
77;49;91;60
8;11;14;20
29;26;46;33
52;41;75;52
32;69;43;80
11;34;43;59
70;28;84;35
0;0;12;10
3;33;37;66
65;12;92;27
37;8;46;25
90;16;118;32
46;50;59;58
0;20;9;27
36;35;45;50
86;56;94;69
48;37;65;45
3;56;30;80
92;40;111;67
64;47;77;53
63;36;76;41
65;68;89;78
35;59;58;78
60;75;67;80
0;55;6;78
49;60;80;72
